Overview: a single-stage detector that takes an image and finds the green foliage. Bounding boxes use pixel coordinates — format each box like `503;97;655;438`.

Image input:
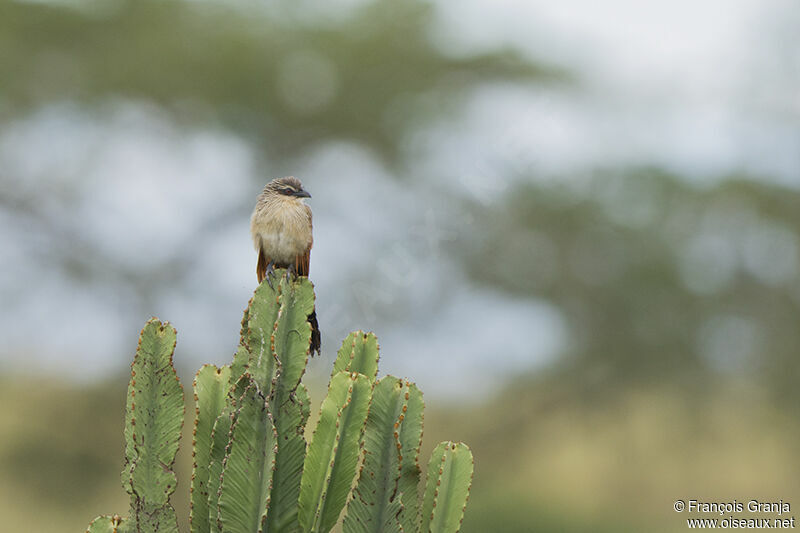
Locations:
88;270;473;533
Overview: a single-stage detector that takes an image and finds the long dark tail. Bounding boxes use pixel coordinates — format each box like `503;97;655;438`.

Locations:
308;309;321;356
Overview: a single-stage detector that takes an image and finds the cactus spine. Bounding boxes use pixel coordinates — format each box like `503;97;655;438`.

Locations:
88;269;474;533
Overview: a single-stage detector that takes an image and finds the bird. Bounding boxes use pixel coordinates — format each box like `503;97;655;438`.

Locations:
250;176;321;355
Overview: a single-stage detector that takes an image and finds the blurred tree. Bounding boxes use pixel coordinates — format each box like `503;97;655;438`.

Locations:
459;169;800;405
0;0;562;163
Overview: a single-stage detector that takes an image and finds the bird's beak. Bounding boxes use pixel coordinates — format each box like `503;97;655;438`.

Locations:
292;189;311;198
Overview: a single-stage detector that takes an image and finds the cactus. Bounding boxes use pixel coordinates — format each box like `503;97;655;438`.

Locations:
298;371;372;532
265;276;315;533
420;442;474;533
88;269;474;533
191;364;232;533
217;376;278;533
342;376;424;533
86;515;127;533
332;331;380;382
120;318;184;533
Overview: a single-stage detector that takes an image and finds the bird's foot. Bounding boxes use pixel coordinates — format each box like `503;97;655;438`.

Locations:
265;262;276;289
285;264;297;281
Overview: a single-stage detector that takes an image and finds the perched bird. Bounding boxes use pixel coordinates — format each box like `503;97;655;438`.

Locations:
250;176;321;355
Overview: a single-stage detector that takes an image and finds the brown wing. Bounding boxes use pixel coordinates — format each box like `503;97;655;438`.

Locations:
294;247;311;277
257;246;269;283
294;205;313;277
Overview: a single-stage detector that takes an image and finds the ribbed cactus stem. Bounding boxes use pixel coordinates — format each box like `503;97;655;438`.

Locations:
299;371;372;533
121;318;184;533
343;376;422;533
218;376;278;533
332;331;380;382
420;442;474;533
264;276;315;532
206;374;251;533
190;364;232;533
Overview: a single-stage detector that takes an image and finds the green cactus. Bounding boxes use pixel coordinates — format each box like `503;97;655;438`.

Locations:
86;515;127;533
217;375;278;533
397;381;425;531
265;276;315;533
420;442;474;533
332;331;380;382
120;318;184;533
206;374;252;533
88;269;474;533
342;376;421;533
298;371;372;532
190;364;231;533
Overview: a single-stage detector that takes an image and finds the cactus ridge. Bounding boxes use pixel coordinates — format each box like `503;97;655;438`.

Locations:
207;374;251;532
299;371;372;532
396;381;424;531
343;376;411;533
190;364;232;533
420;442;474;533
264;274;314;532
332;331;380;382
218;375;278;533
244;278;282;395
121;318;183;533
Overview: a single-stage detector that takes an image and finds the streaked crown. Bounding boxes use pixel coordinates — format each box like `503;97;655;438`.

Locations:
265;176;304;194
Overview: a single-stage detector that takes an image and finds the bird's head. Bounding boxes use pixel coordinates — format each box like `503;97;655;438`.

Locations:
264;176;311;201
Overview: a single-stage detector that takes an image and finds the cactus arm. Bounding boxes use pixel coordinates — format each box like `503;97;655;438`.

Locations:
230;344;250;387
419;442;474;533
86;515;128;533
396;382;424;531
297;381;312;427
218;377;278;533
332;331;380;382
272;275;314;389
244;276;282;394
342;376;411;533
264;276;315;532
298;371;372;533
190;364;232;533
206;404;235;533
121;318;184;533
206;374;253;532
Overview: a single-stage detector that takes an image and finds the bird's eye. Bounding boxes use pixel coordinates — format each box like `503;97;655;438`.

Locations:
283;188;294;195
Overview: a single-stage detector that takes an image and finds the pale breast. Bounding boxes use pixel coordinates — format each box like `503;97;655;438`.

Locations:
250;199;312;265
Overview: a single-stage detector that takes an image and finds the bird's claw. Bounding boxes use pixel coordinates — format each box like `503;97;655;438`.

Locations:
265;262;276;289
285;264;296;281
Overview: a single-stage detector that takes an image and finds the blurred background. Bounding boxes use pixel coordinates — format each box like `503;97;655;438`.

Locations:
1;0;799;531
